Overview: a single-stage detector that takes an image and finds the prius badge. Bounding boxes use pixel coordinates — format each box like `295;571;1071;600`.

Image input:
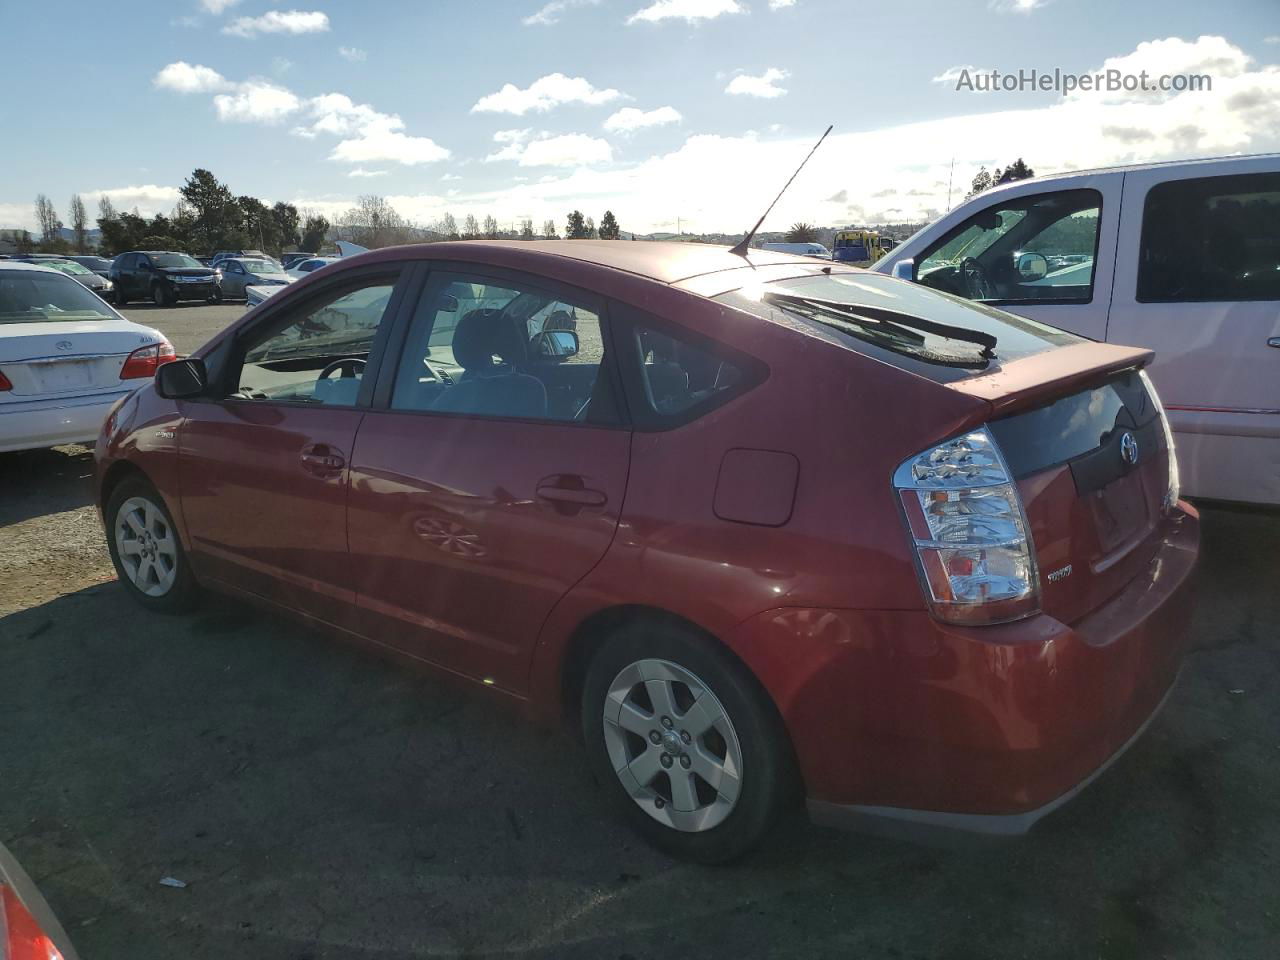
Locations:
1120;431;1140;468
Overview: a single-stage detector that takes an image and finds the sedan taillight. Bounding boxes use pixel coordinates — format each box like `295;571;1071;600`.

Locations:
0;369;11;391
2;883;66;960
120;341;177;380
893;428;1040;625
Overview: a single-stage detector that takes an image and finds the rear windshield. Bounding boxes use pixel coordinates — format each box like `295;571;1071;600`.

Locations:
241;259;283;274
152;254;201;268
0;270;117;323
716;271;1079;383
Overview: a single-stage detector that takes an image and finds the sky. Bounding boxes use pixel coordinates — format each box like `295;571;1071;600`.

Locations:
1;0;1278;236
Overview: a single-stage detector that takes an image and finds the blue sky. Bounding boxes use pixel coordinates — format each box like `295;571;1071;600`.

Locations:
2;0;1277;234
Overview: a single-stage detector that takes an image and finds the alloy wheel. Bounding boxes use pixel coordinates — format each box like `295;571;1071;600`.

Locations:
114;496;179;598
601;658;744;833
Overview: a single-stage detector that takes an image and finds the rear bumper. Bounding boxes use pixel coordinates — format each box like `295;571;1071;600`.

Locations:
0;390;134;452
726;503;1200;837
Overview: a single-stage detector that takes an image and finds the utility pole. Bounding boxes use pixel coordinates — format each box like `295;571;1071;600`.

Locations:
946;157;955;211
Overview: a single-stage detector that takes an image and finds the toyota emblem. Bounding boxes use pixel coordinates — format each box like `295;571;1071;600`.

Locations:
55;340;72;351
1120;431;1140;467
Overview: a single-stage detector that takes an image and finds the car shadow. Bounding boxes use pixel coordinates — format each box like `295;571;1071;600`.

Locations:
0;445;96;527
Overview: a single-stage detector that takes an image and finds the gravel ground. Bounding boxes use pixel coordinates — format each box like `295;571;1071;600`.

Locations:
117;302;246;356
0;445;1277;960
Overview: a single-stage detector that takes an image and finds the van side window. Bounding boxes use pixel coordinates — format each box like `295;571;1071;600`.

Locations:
915;189;1101;305
1137;172;1280;303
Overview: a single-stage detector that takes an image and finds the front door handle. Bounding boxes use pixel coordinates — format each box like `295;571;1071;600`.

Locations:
300;443;346;475
1268;337;1280;348
536;475;607;511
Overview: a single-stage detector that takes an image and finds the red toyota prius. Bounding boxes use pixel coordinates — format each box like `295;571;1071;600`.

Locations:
95;241;1198;862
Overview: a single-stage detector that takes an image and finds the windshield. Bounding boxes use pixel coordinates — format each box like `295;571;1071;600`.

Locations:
716;271;1079;382
151;253;201;268
0;270;118;323
241;259;283;274
43;260;93;276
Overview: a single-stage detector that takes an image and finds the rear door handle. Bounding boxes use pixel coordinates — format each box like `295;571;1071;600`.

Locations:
536;475;607;508
300;443;346;474
1268;337;1280;348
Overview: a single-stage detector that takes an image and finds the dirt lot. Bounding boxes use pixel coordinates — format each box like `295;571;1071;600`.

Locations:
116;301;247;356
1;440;1276;960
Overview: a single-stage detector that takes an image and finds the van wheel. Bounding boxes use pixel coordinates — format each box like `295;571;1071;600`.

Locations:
581;619;798;863
105;477;200;613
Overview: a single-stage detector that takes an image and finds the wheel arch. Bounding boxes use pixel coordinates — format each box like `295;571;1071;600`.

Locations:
99;459;147;512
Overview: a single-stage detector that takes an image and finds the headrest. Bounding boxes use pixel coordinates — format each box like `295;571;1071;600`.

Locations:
451;308;528;372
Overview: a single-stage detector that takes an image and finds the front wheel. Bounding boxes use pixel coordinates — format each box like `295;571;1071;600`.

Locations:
105;477;200;613
152;284;173;307
581;620;798;863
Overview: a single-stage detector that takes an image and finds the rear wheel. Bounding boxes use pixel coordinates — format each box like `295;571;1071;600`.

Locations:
152;283;173;307
105;477;200;613
115;287;128;306
581;619;797;863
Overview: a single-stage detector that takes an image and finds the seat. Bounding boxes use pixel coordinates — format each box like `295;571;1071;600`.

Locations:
430;308;547;418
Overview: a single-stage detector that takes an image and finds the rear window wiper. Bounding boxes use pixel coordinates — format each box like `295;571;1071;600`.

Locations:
762;292;997;368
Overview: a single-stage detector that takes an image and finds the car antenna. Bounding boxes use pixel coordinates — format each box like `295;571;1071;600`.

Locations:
728;124;833;259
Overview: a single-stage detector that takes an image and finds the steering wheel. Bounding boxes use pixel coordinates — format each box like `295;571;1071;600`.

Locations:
317;357;366;380
958;257;995;300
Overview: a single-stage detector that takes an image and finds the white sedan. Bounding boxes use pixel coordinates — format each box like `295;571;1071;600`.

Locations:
0;261;174;453
286;255;340;279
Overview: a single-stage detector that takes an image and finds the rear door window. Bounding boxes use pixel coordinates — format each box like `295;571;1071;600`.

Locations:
1137;172;1280;302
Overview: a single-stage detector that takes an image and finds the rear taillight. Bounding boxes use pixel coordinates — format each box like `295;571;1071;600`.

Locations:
0;369;11;391
1;883;65;960
894;427;1040;625
1140;369;1180;511
119;341;177;380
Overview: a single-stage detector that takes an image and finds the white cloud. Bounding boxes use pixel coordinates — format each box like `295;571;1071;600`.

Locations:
272;57;294;75
153;61;232;93
604;105;682;132
94;185;183;217
338;46;367;62
1266;36;1280;44
331;128;450;166
200;0;242;12
989;0;1049;11
441;173;462;181
472;73;624;115
486;131;613;167
725;68;789;98
213;81;302;123
768;0;796;8
1079;35;1252;104
627;0;742;24
931;64;993;87
223;10;330;38
523;0;600;26
348;168;388;178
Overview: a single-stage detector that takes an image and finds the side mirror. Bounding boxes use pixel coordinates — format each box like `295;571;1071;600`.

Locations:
1016;252;1049;281
438;294;459;312
156;357;208;399
532;329;579;358
892;259;915;282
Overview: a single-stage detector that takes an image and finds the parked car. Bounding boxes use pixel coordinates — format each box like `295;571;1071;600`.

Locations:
1;837;80;960
66;254;115;278
95;240;1198;862
217;257;295;299
286;255;339;279
281;251;315;270
210;249;269;269
14;256;114;300
244;284;285;309
0;261;174;452
876;152;1280;505
110;251;222;306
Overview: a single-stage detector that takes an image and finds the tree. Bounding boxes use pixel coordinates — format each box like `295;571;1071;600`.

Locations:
966;166;994;199
180;169;242;253
482;214;499;239
994;158;1035;185
34;194;61;245
69;195;88;253
238;195;274;251
785;222;818;243
598;210;620;240
519;218;535;240
462;214;480;239
14;230;34;255
272;202;301;252
542;219;558;239
338;195;411;248
584;216;596;239
436;212;459;240
299;214;330;253
565;210;587;239
97;195;117;223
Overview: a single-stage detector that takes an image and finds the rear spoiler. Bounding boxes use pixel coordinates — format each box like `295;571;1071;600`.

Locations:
950;342;1154;418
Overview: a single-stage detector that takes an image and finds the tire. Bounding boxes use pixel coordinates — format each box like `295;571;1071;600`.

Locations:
152;284;173;307
105;476;200;614
115;287;128;306
208;287;223;305
581;619;798;863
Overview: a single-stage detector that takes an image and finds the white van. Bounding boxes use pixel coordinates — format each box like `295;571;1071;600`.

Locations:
876;154;1280;505
760;241;831;259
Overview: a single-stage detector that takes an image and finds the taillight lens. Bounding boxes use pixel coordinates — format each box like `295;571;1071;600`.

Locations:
1;883;66;960
0;369;11;391
119;341;177;380
894;428;1040;625
1139;369;1180;511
